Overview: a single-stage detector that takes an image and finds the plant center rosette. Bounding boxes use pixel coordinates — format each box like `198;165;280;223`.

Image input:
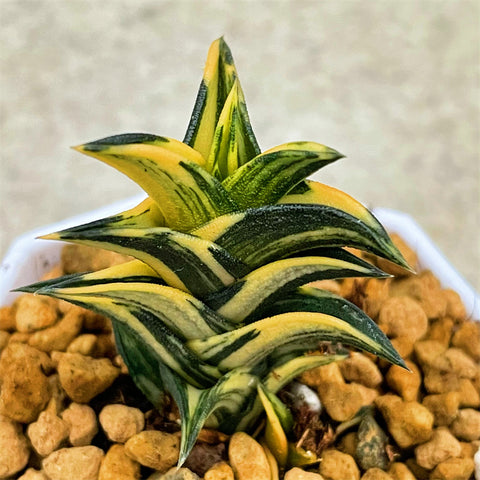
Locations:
19;38;411;467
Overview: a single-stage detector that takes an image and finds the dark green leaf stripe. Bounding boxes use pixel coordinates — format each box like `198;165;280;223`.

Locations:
42;227;250;297
74;139;239;231
279;180;402;250
183;37;260;166
57;197;164;232
158;361;260;466
193;204;409;270
188;312;404;371
112;322;166;409
262;286;404;368
222;143;343;208
15;260;165;294
205;81;261;180
35;284;222;388
205;252;389;323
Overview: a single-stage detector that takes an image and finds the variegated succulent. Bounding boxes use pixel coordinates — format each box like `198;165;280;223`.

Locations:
20;38;409;467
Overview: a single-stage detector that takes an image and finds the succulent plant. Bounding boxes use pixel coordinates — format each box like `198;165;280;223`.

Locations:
20;38;409;466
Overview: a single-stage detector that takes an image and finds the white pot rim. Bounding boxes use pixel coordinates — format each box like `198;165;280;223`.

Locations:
1;194;479;321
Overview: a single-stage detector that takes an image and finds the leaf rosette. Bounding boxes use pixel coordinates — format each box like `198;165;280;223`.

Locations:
20;37;409;466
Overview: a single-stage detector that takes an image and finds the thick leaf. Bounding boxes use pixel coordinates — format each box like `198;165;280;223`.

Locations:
192;204;410;270
259;286;405;368
222;142;343;208
205;80;243;179
257;384;289;467
16;260;163;294
188;311;405;372
205;250;389;323
183;37;260;165
41;227;250;297
157;361;261;466
55;197;165;232
34;282;222;388
279;180;408;267
112;321;166;409
74;134;238;231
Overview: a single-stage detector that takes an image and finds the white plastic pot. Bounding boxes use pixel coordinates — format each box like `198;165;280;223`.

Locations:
1;194;479;321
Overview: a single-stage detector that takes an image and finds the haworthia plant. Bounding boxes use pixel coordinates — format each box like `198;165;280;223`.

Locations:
20;37;409;467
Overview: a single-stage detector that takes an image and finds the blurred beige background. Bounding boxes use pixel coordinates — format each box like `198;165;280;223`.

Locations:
1;0;479;291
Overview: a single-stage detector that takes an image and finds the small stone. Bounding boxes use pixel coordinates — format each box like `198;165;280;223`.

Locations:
0;343;52;422
284;467;325;479
311;363;377;421
99;404;145;443
422;392;460;426
457;378;480;408
61;403;98;447
387;462;416;480
150;467;201;479
67;334;98;356
0;306;16;331
375;395;434;449
451;322;480;361
43;446;104;480
413;340;447;368
15;294;58;333
339;353;383;388
360;468;393;480
355;411;389;471
204;461;235;480
0;331;10;352
0;414;30;479
300;361;344;388
414;427;462;470
443;289;467;323
389;271;447;319
423;367;460;394
98;444;140;480
57;353;120;403
430;457;474;480
377;296;427;340
337;432;358;457
17;468;49;480
318;381;378;422
27;402;70;456
450;409;480;441
353;278;391;320
425;317;454;346
124;430;179;471
319;449;360;480
438;348;478;379
389;336;414;359
29;308;83;352
228;432;271;480
385;360;421;401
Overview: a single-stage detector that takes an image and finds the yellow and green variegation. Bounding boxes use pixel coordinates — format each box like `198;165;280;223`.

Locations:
20;37;410;467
